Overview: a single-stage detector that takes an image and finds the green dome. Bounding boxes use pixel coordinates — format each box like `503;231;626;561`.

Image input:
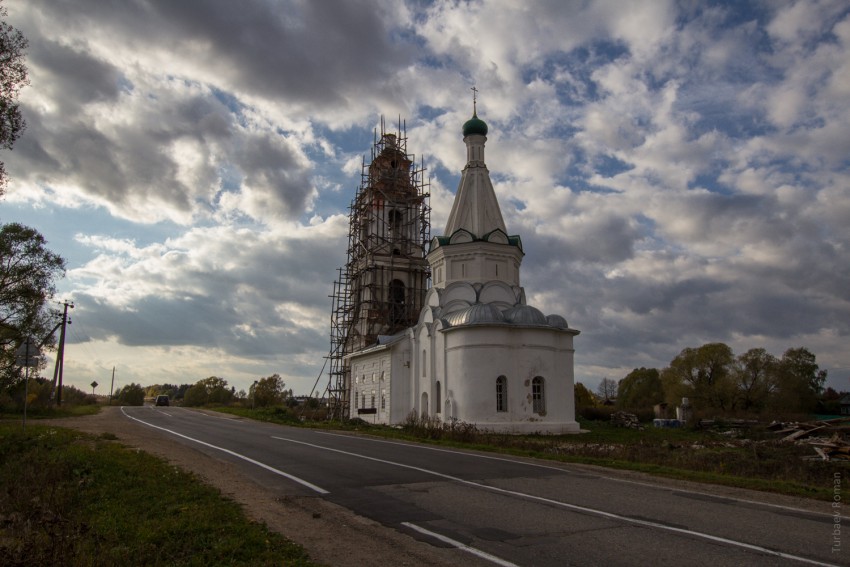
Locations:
462;113;488;137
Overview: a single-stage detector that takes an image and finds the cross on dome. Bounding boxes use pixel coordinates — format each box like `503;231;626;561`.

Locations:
462;86;488;137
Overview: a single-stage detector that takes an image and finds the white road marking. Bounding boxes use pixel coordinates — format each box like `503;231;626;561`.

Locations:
401;522;520;567
273;435;838;567
315;431;829;518
120;407;329;495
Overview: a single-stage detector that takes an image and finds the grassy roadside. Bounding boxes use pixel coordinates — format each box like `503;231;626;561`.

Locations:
0;423;322;567
0;403;100;421
215;406;842;501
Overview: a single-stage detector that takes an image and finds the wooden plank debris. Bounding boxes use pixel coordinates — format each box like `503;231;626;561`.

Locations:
773;418;850;461
610;411;644;430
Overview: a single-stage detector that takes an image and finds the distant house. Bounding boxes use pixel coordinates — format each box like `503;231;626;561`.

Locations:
840;394;850;416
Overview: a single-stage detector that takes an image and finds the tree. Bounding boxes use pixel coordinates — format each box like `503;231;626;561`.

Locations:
661;343;735;411
574;382;596;410
771;347;827;414
183;376;233;407
250;373;286;408
0;223;66;390
0;1;30;195
733;348;777;412
114;383;145;406
617;368;663;411
781;347;827;397
182;383;207;407
596;377;617;402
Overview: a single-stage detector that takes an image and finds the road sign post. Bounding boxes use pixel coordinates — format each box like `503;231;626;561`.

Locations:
14;338;41;430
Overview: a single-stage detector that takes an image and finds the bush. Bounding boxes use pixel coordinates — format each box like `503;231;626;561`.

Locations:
401;411;482;443
113;383;145;406
60;385;97;406
580;406;615;421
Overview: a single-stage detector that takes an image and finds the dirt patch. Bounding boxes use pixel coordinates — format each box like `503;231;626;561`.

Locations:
41;407;488;567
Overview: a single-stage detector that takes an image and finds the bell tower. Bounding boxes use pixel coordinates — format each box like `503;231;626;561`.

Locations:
327;118;430;418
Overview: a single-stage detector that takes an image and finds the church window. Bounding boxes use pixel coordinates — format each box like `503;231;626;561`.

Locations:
388;209;404;241
360;219;368;243
371;391;376;408
389;279;406;326
361;393;366;409
435;381;441;414
354;392;358;409
532;377;546;414
422;349;427;377
381;390;386;410
496;376;507;412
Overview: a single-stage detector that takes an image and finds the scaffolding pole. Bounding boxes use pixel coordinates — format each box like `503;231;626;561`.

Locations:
326;118;430;420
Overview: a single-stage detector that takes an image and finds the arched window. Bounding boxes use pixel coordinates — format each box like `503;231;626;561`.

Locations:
496;376;507;412
361;392;366;409
421;392;429;417
532;377;546;414
389;279;406;326
371;390;376;409
435;381;441;414
388;209;404;241
381;390;386;410
354;391;359;409
421;349;427;378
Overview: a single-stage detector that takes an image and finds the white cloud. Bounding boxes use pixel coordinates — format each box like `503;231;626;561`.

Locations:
4;0;848;395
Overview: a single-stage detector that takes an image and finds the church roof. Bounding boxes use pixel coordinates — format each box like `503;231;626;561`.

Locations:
502;305;548;325
443;303;506;327
438;301;577;333
462;113;488;137
443;110;509;240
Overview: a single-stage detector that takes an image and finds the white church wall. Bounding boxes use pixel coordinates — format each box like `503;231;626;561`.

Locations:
442;326;579;434
350;350;392;425
388;345;410;424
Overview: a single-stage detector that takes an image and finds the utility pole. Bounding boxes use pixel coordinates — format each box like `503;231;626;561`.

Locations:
51;301;74;406
109;367;115;404
15;337;41;430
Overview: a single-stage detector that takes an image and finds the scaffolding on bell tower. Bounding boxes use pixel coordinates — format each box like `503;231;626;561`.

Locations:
326;117;431;420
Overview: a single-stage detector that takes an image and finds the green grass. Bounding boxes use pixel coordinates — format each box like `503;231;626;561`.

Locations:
210;406;842;501
0;423;323;567
0;403;101;421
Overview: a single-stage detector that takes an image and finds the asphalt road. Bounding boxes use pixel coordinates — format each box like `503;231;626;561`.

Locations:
121;406;842;567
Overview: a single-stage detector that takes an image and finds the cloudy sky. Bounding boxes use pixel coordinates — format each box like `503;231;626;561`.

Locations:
2;0;848;397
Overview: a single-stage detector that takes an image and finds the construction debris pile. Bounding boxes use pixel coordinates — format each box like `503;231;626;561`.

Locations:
610;411;644;430
770;417;850;462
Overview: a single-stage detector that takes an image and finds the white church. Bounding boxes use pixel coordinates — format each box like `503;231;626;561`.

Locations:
337;107;580;434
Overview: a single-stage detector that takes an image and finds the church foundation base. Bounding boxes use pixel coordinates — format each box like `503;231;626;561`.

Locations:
471;420;582;435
